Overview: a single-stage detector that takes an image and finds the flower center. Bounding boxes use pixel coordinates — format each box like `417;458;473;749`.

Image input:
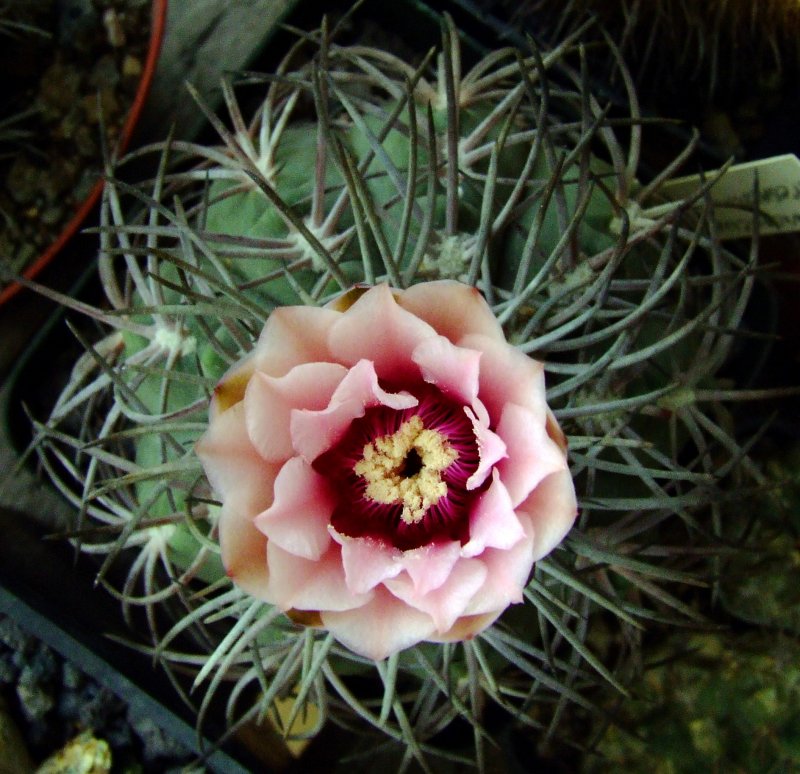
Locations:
353;415;458;524
313;387;481;551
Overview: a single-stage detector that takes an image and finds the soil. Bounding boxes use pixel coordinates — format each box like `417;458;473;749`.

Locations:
0;0;152;291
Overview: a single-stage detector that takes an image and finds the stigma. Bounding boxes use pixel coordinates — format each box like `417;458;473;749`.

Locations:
354;415;458;524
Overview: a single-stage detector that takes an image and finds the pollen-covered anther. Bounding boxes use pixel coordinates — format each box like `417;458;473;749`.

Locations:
354;415;458;524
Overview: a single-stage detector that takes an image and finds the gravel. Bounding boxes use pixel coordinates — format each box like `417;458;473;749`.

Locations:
0;614;202;772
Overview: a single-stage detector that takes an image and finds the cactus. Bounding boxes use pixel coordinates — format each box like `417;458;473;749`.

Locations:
511;0;800;99
588;631;800;773
27;8;790;768
507;0;800;159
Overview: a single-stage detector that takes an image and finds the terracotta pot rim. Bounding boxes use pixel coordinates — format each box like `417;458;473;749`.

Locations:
0;0;170;307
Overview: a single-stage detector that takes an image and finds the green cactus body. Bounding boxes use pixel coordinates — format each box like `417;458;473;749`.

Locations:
31;9;787;768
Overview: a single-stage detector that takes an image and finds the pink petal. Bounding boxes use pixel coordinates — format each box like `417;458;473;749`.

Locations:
217;502;271;602
244;363;347;462
458;333;547;424
398;281;505;344
252;305;341;378
326;285;371;312
517;469;578;562
411;336;481;404
399;541;462;596
333;531;404;595
196;401;277;513
321;587;438;660
430;611;501;643
290;399;362;465
385;557;487;633
209;356;255;419
495;402;569;507
290;359;417;462
463;513;536;616
253;457;334;560
547;407;569;454
266;542;372;612
462;469;526;558
329;358;418;410
327;284;438;382
197;390;278;600
464;401;508;490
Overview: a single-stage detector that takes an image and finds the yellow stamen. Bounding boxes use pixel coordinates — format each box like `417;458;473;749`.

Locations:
354;415;458;524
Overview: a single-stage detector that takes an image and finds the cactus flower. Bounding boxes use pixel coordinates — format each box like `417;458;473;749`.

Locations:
197;281;577;660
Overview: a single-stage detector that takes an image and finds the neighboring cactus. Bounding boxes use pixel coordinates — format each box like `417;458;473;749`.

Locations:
588;631;800;773
27;8;788;768
504;0;800;159
584;434;800;772
717;440;800;635
509;0;800;100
